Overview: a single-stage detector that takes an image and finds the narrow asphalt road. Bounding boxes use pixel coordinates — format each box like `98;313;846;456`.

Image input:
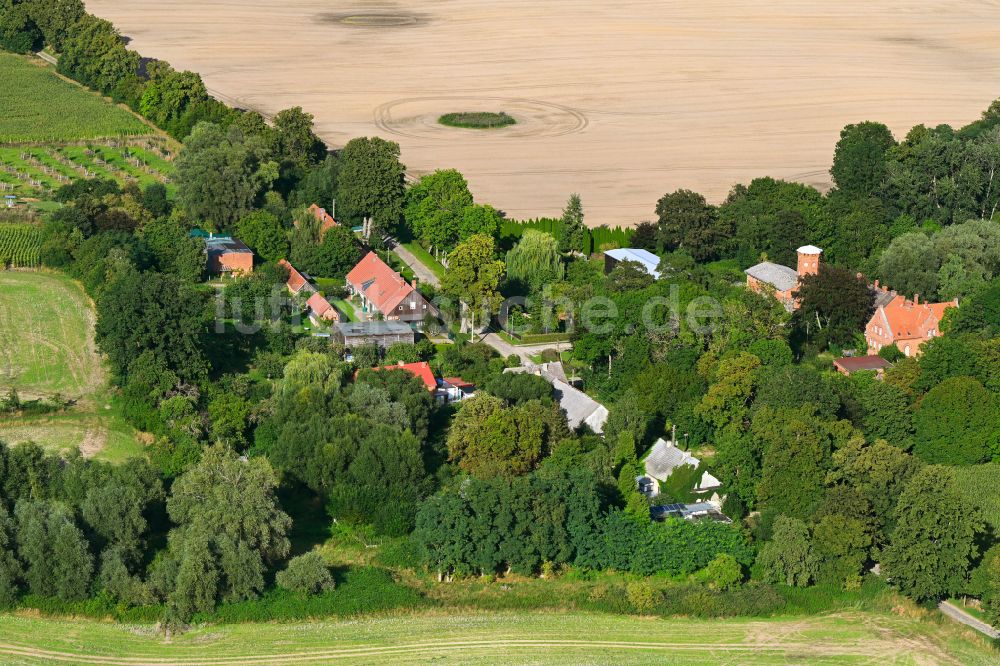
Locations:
390;241;572;366
389;240;441;288
938;600;1000;639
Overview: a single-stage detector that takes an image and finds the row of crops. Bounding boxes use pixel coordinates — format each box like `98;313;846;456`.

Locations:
0;52;152;143
0;224;41;268
0;141;174;199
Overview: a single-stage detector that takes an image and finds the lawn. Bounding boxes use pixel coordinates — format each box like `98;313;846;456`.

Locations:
0;271;144;461
0;608;993;664
400;241;447;281
0;271;102;398
0;52;153;142
332;298;359;322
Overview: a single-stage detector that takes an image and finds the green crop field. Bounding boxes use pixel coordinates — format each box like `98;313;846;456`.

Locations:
0;223;40;267
0;271;143;460
0;52;152;142
0;142;174;199
0;271;102;398
0;609;993;664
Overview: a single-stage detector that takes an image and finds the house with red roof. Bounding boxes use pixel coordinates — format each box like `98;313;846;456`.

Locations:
278;259;309;294
278;259;340;323
440;377;476;403
832;356;893;377
306;204;339;235
865;291;958;357
372;361;438;392
346;252;434;323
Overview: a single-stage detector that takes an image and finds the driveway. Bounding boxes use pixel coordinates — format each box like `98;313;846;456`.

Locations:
938;600;1000;639
389;239;441;288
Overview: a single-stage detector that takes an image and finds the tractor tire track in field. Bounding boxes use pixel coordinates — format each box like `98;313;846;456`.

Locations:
373;96;588;141
0;637;956;665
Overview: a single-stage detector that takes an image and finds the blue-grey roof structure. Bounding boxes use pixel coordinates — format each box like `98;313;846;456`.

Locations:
605;248;662;278
745;261;799;292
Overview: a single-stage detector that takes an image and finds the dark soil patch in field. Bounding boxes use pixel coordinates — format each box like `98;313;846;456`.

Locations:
317;11;429;29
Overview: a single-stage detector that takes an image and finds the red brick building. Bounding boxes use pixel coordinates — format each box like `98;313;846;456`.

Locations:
745;245;822;311
204;235;254;275
278;259;340;323
865;292;957;357
346;252;434;323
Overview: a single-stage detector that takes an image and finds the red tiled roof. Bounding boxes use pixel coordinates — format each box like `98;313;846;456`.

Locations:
345;252;415;314
278;259;309;294
877;295;955;340
833;356;892;374
374;361;438;391
442;377;475;389
308;204;339;234
306;292;338;321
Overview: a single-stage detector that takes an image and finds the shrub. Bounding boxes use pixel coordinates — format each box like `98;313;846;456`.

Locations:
276;552;335;595
698;553;743;590
625;581;660;614
438;112;516;129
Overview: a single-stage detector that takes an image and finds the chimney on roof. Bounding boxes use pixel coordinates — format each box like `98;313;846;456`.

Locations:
397;360;405;367
411;278;418;289
914;294;919;305
874;279;880;289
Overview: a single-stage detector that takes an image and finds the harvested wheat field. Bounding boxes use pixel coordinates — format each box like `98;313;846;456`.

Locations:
87;0;1000;226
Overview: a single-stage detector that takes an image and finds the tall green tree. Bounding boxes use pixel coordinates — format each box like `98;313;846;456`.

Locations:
830;122;896;199
272;107;325;172
882;466;984;601
655;189;722;262
560;194;586;254
338;137;406;240
913;376;998;465
163;445;291;617
95;269;209;382
754;408;834;520
794;264;874;349
754;516;817;587
0;504;22;607
404;169;473;254
175;123;269;228
441;234;505;330
236;210;289;262
506;229;564;293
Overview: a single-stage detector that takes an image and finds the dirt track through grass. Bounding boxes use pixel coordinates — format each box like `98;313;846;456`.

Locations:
0;610;994;665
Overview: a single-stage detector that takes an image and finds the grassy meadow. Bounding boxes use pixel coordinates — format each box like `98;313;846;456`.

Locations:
0;52;151;143
0;607;994;665
0;270;144;461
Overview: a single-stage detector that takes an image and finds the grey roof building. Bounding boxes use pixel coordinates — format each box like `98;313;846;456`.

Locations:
504;362;608;433
604;248;663;279
335;321;415;349
744;262;799;293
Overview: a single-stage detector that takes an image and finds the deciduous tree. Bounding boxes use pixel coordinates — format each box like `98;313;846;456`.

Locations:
882;466;984;601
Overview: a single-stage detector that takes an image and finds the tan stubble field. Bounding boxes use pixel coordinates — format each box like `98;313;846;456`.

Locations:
86;0;1000;226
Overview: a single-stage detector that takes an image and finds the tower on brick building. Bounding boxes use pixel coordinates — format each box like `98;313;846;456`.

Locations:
796;245;822;277
745;244;823;312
